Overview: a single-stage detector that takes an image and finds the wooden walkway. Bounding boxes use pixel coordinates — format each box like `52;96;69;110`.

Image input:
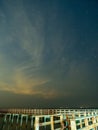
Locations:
0;109;98;130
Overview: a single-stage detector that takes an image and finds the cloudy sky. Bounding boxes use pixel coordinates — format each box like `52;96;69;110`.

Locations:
0;0;98;108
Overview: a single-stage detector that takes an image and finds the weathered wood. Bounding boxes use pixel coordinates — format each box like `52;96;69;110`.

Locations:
0;109;98;130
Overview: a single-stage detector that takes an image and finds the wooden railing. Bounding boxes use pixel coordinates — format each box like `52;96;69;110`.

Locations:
0;109;98;130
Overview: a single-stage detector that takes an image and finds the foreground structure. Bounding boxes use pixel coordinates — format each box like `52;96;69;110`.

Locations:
0;108;98;130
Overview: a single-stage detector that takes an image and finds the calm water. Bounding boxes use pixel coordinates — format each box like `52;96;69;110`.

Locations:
0;115;54;130
0;115;32;130
0;114;67;130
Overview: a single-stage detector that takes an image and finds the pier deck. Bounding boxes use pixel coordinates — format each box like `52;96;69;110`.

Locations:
0;109;98;130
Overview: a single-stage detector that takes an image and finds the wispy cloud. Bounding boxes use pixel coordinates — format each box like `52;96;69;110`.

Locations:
0;0;46;81
0;69;59;99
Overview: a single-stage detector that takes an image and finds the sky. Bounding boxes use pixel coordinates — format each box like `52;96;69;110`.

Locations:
0;0;98;108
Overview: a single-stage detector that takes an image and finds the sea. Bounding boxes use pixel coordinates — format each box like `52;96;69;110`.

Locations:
0;115;56;130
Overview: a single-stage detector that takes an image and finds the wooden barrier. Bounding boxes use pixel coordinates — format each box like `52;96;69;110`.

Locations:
0;109;98;130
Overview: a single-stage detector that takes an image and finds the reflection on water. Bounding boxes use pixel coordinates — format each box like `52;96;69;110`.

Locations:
1;122;33;130
0;115;64;130
0;115;52;130
1;125;28;130
0;116;33;130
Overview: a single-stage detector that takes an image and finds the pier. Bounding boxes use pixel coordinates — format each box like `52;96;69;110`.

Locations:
0;109;98;130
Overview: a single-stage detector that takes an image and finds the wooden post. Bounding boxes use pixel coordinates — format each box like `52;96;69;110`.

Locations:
92;117;96;124
84;118;88;127
60;114;64;129
31;116;34;129
35;116;39;130
4;114;7;123
51;116;54;130
20;115;23;126
11;114;14;123
9;114;11;122
26;115;28;126
70;119;77;130
44;117;46;129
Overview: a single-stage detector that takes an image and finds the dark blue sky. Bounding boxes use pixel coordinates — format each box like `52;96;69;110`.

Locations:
0;0;98;108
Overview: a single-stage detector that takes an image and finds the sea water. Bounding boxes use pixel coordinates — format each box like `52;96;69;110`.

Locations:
0;115;53;130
